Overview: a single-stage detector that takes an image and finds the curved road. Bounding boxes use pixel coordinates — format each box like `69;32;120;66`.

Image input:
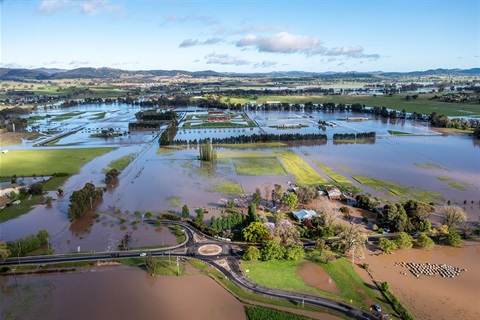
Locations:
1;221;377;320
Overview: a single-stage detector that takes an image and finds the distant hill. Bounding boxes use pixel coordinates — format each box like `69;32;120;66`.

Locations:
0;67;479;81
34;68;66;74
0;68;50;81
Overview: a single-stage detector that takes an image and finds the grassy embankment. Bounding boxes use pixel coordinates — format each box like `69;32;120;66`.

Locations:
223;92;479;117
0;148;114;222
104;153;136;172
241;258;394;315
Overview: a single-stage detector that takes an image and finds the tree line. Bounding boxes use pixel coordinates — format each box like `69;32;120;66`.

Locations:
333;132;376;140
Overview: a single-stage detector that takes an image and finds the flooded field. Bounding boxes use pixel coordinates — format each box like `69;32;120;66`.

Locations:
0;267;246;320
1;105;479;251
359;240;480;320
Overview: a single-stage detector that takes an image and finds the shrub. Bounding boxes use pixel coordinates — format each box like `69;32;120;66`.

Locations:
380;281;390;291
243;246;261;261
415;233;434;249
445;232;462;247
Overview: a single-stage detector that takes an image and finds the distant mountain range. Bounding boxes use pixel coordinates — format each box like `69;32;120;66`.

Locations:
0;67;479;81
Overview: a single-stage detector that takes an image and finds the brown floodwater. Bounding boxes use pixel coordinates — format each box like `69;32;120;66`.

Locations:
0;267;246;320
359;240;480;320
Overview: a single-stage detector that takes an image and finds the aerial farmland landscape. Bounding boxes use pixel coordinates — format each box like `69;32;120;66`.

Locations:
0;1;479;320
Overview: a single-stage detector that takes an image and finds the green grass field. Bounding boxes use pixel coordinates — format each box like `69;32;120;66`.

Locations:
0;148;115;176
232;157;286;176
274;151;328;185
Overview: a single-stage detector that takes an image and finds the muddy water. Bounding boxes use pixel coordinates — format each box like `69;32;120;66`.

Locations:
0;267;246;320
360;241;480;320
297;262;340;294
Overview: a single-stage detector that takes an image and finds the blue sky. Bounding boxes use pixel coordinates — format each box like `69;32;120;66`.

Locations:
1;0;479;72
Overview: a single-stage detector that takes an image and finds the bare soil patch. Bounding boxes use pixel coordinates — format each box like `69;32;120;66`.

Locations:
296;262;340;294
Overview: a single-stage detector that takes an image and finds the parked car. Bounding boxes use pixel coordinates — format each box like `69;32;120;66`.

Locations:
139;253;147;257
374;304;382;312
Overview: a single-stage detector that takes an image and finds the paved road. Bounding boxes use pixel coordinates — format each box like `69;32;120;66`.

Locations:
1;221;378;319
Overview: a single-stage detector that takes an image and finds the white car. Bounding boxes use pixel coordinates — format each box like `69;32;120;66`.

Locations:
139;253;147;257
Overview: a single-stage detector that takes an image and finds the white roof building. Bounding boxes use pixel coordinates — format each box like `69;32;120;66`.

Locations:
292;209;317;221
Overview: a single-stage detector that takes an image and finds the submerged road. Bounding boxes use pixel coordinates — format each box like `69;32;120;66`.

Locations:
1;221;377;320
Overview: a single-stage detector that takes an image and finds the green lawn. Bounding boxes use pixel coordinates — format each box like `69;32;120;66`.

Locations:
232;157;286;176
0;148;115;176
274;151;328;185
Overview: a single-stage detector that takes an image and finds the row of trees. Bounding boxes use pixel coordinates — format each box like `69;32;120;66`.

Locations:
67;183;103;220
332;132;376;140
158;122;178;146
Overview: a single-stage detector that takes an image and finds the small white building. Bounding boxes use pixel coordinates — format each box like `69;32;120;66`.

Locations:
292;209;317;221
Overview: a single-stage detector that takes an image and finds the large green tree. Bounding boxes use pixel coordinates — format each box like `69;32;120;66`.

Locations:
383;203;410;232
260;240;285;261
145;252;156;276
243;222;270;243
182;205;190;219
37;229;50;245
394;232;413;249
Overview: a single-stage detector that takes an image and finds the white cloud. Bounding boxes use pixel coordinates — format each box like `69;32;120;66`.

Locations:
179;38;223;48
204;53;250;66
39;0;70;13
38;0;120;15
253;60;278;68
236;32;325;56
326;46;380;60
